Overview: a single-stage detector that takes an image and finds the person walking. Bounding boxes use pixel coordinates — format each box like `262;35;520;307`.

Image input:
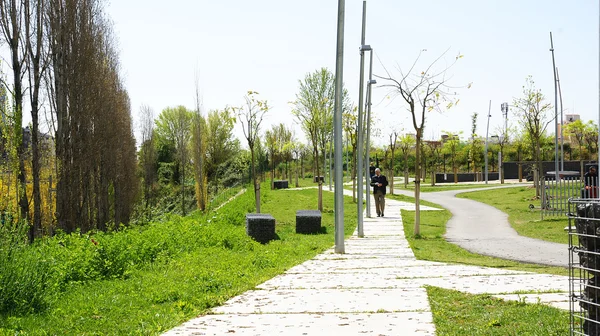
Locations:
370;168;388;217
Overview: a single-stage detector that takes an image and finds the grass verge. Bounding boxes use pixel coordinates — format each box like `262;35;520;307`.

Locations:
393;193;568;276
427;286;569;335
0;186;356;335
457;186;569;244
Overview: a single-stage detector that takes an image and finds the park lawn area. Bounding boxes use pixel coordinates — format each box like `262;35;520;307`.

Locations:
427;286;570;335
0;187;356;335
393;193;568;276
457;186;570;245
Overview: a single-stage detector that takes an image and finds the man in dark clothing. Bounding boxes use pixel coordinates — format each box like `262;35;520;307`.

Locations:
584;165;598;198
370;168;388;217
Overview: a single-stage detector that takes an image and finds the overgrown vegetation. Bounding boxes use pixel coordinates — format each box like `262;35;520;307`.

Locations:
0;186;356;334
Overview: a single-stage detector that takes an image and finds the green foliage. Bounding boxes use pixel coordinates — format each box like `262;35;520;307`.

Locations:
0;186;357;333
0;221;52;315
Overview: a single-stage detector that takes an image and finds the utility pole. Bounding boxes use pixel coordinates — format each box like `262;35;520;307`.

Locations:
484;101;491;184
550;32;560;181
356;1;367;238
333;0;346;253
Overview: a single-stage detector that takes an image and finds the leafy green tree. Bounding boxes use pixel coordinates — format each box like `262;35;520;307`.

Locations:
204;108;239;192
399;134;415;188
442;132;461;183
513;76;553;198
293;68;335;211
155;106;193;215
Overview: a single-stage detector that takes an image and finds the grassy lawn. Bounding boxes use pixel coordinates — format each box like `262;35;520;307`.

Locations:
457;186;569;244
394;193;568;276
427;286;570;335
0;186;356;335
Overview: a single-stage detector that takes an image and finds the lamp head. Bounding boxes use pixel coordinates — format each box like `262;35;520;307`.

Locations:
359;44;372;52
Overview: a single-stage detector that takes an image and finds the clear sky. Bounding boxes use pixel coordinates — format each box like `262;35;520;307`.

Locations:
106;0;598;147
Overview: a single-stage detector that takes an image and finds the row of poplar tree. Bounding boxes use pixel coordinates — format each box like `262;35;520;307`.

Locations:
0;0;136;241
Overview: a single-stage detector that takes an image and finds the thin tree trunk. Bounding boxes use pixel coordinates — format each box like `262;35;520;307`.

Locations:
414;131;422;236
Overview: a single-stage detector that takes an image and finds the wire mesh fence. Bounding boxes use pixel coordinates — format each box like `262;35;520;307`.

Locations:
569;198;600;335
542;175;585;218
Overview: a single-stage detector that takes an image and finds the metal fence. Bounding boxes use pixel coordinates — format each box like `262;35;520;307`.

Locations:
541;176;585;218
569;198;600;335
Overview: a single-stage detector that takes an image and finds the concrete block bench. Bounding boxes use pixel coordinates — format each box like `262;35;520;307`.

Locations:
296;210;322;234
313;176;324;183
246;213;276;244
273;180;289;189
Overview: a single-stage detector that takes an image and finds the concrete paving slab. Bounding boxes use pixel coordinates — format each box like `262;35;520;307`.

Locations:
257;272;421;290
285;259;444;273
424;274;570;294
164;312;435;336
492;293;569;310
212;288;430;314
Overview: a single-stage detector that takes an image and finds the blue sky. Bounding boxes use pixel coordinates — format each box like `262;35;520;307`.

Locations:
106;0;598;146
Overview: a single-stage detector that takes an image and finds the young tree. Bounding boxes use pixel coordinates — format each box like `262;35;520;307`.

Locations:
236;91;268;213
155;106;193;215
442;132;461;183
24;0;48;239
265;128;277;190
0;0;29;235
139;105;157;209
204;108;238;190
379;50;463;235
583;121;599;161
191;75;206;211
513;76;553;199
425;140;442;186
293;68;335;212
343;106;358;202
388;130;399;193
564;119;586;177
398;134;415;188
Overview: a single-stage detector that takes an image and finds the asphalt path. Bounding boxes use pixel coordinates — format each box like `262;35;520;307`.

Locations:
394;185;569;268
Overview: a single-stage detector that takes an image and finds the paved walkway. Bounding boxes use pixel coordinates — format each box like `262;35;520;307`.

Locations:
163;189;570;335
394;185;569;267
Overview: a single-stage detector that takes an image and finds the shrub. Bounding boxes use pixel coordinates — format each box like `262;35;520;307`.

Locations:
0;221;52;315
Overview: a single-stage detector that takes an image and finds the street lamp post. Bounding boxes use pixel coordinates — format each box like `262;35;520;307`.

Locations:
484;101;491;184
333;0;346;253
500;102;508;184
364;48;375;218
356;1;368;238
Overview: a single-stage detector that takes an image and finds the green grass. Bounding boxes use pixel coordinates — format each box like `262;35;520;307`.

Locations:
427;286;570;335
396;194;568;276
457;186;569;244
0;186;356;335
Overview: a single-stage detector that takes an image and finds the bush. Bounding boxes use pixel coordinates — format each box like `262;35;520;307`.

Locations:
0;220;52;315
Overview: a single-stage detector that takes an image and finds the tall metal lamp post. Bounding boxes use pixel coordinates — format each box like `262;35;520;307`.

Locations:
333;0;346;253
484;101;492;184
356;1;368;238
364;48;375;218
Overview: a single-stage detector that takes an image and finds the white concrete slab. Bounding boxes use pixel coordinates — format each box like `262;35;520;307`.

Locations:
492;293;570;310
164;312;436;336
212;288;431;314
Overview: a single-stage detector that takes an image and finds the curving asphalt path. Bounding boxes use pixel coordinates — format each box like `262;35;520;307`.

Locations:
394;185;569;268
